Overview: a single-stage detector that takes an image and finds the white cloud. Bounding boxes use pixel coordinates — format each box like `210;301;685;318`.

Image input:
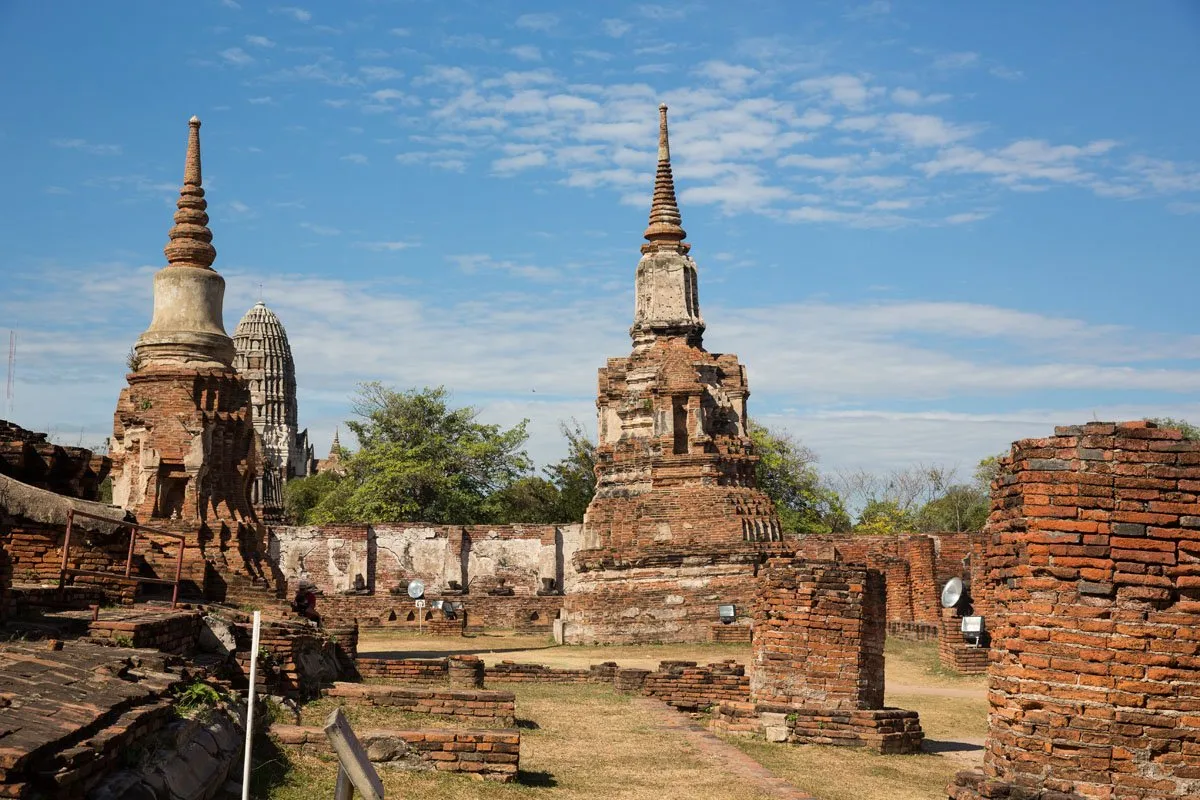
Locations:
492;146;549;174
448;253;559;281
883;113;978;147
1169;201;1200;215
389;27;411;37
509;45;542;62
844;0;890;20
796;74;884;110
248;95;274;105
357;240;418;251
932;51;980;70
245;35;275;47
918;138;1119;191
944;211;991;224
891;87;950;106
360;66;404;82
778;153;859;172
602;18;631;37
637;4;687;20
51;138;122;156
515;13;558;32
696;60;759;92
340;153;368;164
11;266;1199;475
276;6;312;22
219;47;254;66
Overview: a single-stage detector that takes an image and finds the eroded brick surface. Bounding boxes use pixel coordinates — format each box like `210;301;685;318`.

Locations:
951;421;1200;800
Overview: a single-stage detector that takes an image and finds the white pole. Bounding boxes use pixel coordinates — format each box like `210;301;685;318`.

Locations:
242;610;262;800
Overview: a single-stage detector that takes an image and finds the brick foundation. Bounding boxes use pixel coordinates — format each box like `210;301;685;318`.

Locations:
356;657;450;683
950;421;1200;799
709;622;752;643
887;620;940;641
713;701;923;754
272;724;519;781
325;682;515;726
88;610;202;655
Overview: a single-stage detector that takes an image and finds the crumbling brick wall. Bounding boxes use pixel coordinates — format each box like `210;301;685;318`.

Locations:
0;420;111;500
750;559;886;710
951;421;1200;800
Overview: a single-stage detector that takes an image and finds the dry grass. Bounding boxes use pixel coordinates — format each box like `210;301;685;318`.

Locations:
296;696;509;730
357;629;750;670
260;635;987;800
255;682;778;800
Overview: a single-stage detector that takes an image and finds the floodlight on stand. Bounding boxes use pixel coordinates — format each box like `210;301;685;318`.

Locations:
430;600;444;611
961;615;985;646
407;580;425;600
717;604;736;625
940;577;964;610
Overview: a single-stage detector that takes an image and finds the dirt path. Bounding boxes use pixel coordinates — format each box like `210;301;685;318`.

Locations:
886;683;986;699
631;697;816;800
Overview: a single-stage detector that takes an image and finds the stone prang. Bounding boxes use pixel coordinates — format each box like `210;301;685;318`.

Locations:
233;301;315;519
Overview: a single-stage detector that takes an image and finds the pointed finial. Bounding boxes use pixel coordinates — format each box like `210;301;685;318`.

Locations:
642;103;687;253
164;116;216;270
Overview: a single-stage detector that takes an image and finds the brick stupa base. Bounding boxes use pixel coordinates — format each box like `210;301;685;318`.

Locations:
711;559;923;755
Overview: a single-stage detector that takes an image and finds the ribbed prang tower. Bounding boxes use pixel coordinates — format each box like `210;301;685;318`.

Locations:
109;117;263;598
233;301;315;520
562;104;782;645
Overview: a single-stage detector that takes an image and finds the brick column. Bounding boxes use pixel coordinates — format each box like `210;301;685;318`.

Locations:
951;421;1200;800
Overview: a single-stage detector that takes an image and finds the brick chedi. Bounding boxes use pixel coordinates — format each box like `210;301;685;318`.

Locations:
712;558;923;754
232;301;315;520
950;421;1200;800
109;117;262;597
562;105;783;644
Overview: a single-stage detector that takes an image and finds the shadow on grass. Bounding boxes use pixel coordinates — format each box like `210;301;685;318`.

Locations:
923;738;984;755
248;735;303;799
517;769;557;787
515;718;540;729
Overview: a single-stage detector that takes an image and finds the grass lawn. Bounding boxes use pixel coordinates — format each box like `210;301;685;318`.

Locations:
258;634;987;800
254;683;778;800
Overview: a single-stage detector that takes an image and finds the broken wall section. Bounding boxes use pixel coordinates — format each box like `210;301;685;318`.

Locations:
951;421;1200;800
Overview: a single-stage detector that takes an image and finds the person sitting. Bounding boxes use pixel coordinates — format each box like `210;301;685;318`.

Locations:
291;581;321;624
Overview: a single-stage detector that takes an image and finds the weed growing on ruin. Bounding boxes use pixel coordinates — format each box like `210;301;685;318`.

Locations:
173;679;224;721
136;397;153;411
112;634;134;647
126;347;143;373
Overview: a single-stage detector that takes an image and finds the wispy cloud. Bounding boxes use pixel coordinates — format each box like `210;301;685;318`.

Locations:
360;66;404;82
52;138;122;156
357;240;419;251
845;0;890;20
245;35;275;47
340;153;368;165
299;221;340;236
509;45;542;62
275;6;311;22
219;47;254;66
514;13;558;32
602;18;631;37
448;253;559;281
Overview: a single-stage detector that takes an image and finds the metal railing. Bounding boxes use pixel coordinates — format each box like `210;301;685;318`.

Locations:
59;509;187;608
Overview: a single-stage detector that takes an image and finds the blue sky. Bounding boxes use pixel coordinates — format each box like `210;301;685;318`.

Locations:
2;0;1199;483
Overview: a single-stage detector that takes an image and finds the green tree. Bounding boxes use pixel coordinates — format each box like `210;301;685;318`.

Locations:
540;419;596;523
484;476;563;523
308;383;533;524
1147;417;1200;440
749;422;850;534
855;499;915;535
283;470;344;525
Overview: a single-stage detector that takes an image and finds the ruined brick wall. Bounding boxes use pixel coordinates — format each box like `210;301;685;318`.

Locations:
952;421;1200;800
563;547;779;643
640;660;750;710
269;522;581;600
326;683;516;726
794;534;944;625
316;591;560;633
937;607;988;674
750;559;886;711
273;725;519;782
88;610;202;655
933;532;973;587
355;657;449;682
0;420;111;501
0;474;138;603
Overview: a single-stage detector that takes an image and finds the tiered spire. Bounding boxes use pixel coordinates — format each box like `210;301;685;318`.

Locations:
164;116;217;270
642;104;688;254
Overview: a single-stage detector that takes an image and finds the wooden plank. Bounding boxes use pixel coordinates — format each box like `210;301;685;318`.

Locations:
323;708;384;800
334;766;353;800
